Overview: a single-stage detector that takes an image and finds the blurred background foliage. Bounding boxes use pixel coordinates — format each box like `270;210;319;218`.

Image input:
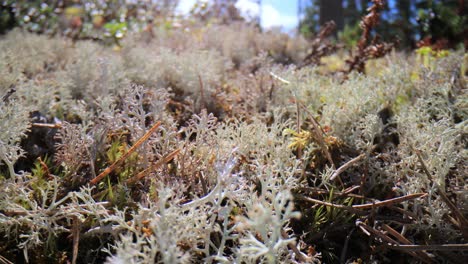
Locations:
0;0;185;45
0;0;466;49
300;0;466;49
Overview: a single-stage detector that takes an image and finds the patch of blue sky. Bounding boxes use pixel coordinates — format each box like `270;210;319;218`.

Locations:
177;0;299;31
178;0;398;32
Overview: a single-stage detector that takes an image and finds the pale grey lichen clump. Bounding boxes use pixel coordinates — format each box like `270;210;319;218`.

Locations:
0;28;466;263
0;96;31;177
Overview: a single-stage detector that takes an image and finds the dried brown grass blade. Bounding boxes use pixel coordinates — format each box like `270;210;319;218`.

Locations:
89;121;162;185
298;193;426;215
1;88;16;103
438;190;468;238
31;123;62;129
0;255;13;264
413;147;468;237
387;205;418;220
352;193;427;209
330;153;366;181
298;102;342;186
72;215;81;264
198;74;206;110
281;229;313;262
357;221;397;243
386;244;468;251
382;224;435;263
296;186;364;199
358;222;434;263
296;195;367;215
126;148;181;185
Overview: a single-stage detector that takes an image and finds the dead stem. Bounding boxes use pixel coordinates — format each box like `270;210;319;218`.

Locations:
382;224;434;263
126;148;181;185
281;229;313;263
31;123;62;129
330;153;366;181
357;222;433;263
413;146;468;238
71;215;81;264
386;244;468;251
89;121;161;185
298;192;426;213
198;74;206;110
352;193;427;209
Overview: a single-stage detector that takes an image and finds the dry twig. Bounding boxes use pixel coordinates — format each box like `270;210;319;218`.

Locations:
330;153;366;181
281;229;314;263
1;88;16;103
71;215;81;264
386;244;468;251
126;148;181;185
298;101;338;182
352;193;427;209
89;121;161;185
298;192;426;214
0;255;13;264
31;123;62;129
357;222;433;263
382;224;435;263
413;147;468;238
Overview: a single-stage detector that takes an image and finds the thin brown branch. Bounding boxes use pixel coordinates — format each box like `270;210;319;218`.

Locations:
126;148;181;185
294;92;303;159
413;147;434;184
386;244;468;251
296;194;367;215
281;229;313;263
89;121;162;186
298;101;326;136
31;123;62;129
91;149;180;199
72;215;81;264
298;193;426;213
352;193;427;209
438;190;468;238
297;102;339;186
358;222;434;263
330;153;366;181
3;201;110;217
0;255;14;264
387;205;418;220
292;98;342;186
381;224;411;244
382;224;435;263
357;221;398;244
413;146;468;238
198;74;206;110
1;88;16;103
295;186;365;199
340;229;356;264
